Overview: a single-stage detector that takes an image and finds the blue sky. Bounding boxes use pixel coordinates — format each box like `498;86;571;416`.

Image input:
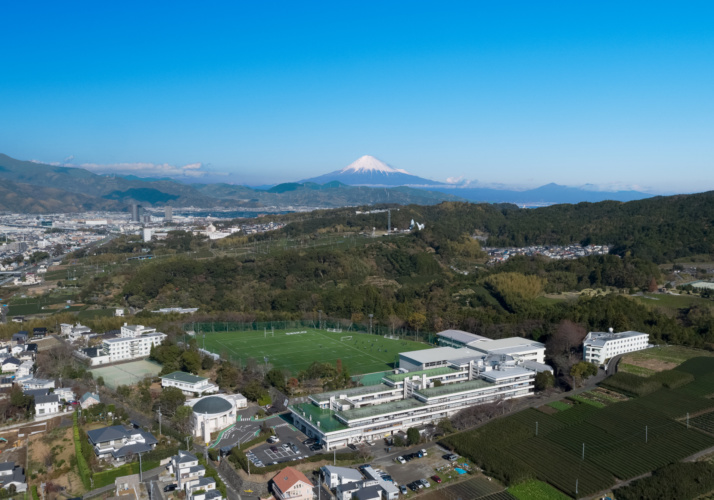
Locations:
1;1;713;192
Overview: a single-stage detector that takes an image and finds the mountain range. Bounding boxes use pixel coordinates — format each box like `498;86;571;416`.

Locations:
0;154;463;213
0;152;660;213
300;155;655;205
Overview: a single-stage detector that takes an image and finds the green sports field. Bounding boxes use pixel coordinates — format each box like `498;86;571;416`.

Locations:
200;328;433;375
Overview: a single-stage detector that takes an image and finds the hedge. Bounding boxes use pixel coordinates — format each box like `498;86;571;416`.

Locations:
31;486;39;500
72;412;91;490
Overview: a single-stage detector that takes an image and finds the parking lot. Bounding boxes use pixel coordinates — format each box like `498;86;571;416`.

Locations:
245;423;317;468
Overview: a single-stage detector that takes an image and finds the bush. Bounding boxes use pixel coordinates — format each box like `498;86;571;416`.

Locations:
72;412;91;490
208;448;219;461
31;485;39;500
92;460;160;488
651;370;695;389
600;372;662;397
615;462;714;500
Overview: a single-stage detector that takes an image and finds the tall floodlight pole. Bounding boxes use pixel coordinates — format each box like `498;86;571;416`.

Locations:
369;314;374;335
318;310;322;330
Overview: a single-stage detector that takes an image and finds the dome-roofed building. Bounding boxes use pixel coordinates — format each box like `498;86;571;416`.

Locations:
186;393;247;443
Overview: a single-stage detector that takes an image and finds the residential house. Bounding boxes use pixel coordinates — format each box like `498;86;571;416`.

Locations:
22;389;50;398
1;357;21;373
32;328;47;338
15;360;34;378
0;462;27;493
168;450;205;488
161;372;219;396
321;466;363;490
86;425;158;462
34;394;60;415
184;477;216;498
19;378;55;391
271;467;314;500
11;332;28;344
54;387;75;402
80;392;101;409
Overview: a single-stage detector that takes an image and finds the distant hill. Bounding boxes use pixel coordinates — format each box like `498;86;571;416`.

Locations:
0;154;463;213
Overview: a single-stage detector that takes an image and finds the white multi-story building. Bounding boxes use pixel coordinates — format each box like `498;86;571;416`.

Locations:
290;349;540;450
399;336;546;371
120;324;156;338
101;331;166;362
583;329;650;365
161;371;219;396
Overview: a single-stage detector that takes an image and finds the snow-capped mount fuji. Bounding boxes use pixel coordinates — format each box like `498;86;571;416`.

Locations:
300;155;440;187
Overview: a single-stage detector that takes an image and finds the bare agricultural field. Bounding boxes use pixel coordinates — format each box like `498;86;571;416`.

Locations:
28;426;84;496
621;345;714;373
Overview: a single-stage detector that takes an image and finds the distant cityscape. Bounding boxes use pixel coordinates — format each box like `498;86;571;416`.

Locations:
483;244;612;264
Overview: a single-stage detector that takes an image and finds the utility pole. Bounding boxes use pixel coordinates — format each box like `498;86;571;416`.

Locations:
535;421;538;436
333;448;336;466
139;452;143;481
369;314;373;335
186;436;190;450
582;443;585;460
687;412;690;429
157;408;162;436
645;426;648;443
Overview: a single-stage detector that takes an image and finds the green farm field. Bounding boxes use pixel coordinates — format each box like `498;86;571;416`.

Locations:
200;328;432;375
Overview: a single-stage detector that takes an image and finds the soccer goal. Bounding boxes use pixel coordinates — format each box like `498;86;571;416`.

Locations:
340;336;353;341
327;328;343;333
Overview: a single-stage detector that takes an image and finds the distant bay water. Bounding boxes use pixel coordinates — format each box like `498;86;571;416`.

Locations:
173;210;294;219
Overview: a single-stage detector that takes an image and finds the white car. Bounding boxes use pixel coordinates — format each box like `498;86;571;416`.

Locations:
420;449;428;456
396;456;406;464
267;436;280;443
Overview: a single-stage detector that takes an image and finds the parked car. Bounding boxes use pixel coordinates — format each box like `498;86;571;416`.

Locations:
348;443;358;451
163;485;177;492
290;444;299;453
270;446;279;452
420;479;430;488
420;449;428;456
303;438;317;445
446;453;459;461
431;475;441;484
282;443;291;450
396;456;406;464
408;482;419;492
399;485;408;495
309;444;322;451
267;436;280;443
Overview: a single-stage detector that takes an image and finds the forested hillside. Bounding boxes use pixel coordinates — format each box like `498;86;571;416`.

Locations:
255;192;714;263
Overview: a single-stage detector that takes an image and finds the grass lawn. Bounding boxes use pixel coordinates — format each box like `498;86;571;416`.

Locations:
509;480;571;500
618;363;656;377
547;401;572;411
633;293;710;309
201;328;433;375
621;345;714;373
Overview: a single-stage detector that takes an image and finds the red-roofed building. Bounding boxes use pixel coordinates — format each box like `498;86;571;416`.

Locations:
271;466;314;500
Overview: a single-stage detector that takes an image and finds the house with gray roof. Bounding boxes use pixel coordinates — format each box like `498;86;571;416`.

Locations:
34;394;60;415
0;461;26;493
161;371;218;396
86;425;158;462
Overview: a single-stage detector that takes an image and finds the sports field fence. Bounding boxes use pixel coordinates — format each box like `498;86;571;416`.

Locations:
181;319;438;345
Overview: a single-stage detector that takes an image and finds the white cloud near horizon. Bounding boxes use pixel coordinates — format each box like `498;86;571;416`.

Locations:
32;158;219;178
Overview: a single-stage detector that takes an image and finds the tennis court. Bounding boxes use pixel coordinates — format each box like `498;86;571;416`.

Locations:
201;328;432;375
90;359;162;389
